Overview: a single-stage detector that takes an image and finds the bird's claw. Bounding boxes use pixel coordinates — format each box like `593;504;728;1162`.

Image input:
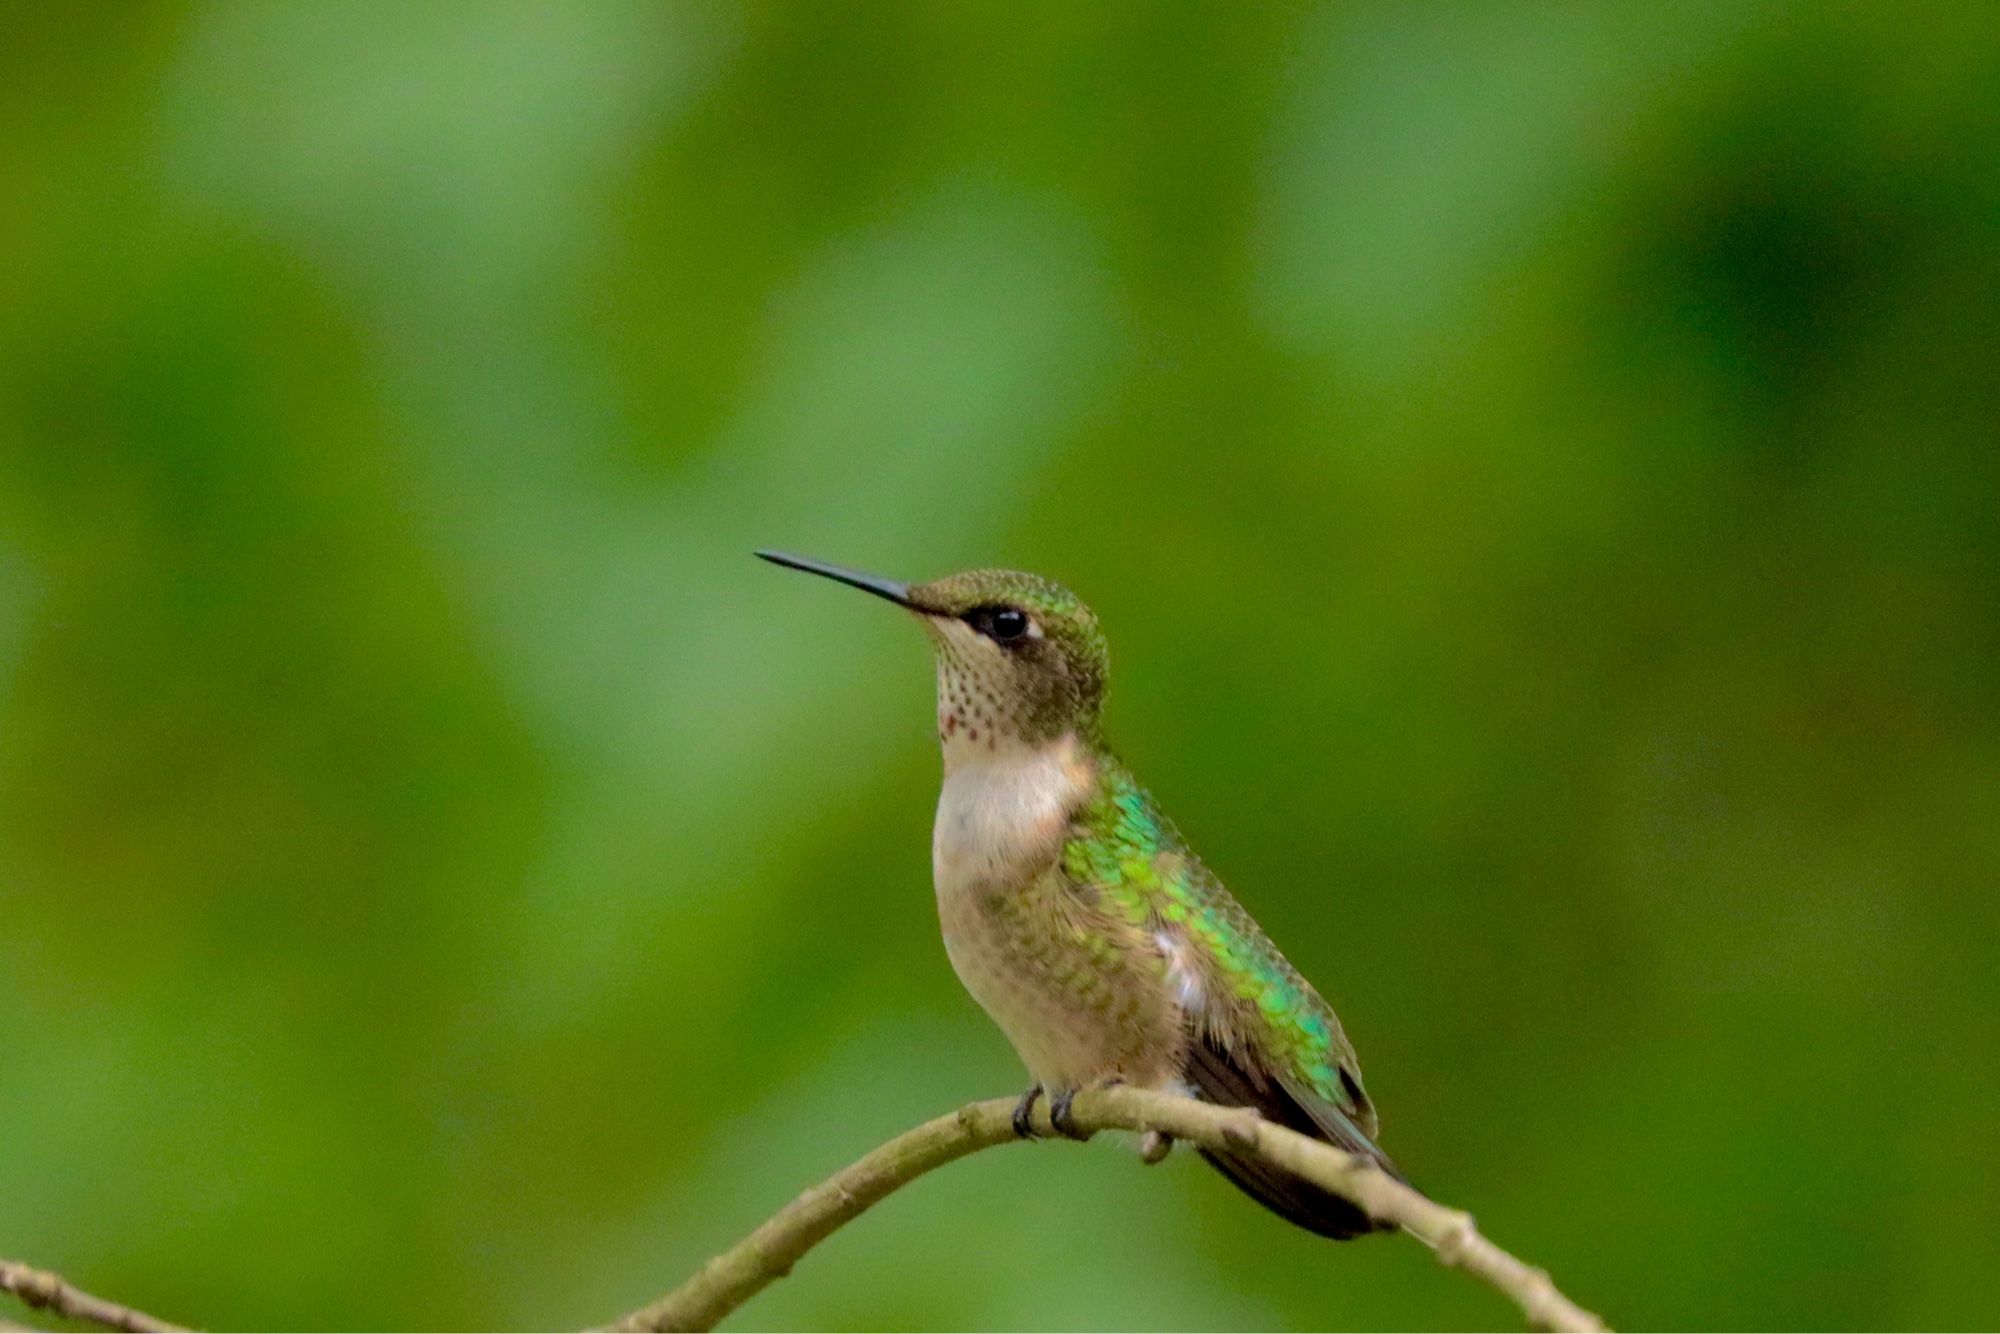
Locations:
1049;1087;1093;1141
1011;1085;1045;1139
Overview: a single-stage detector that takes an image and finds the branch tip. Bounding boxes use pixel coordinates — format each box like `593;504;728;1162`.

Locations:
0;1260;186;1334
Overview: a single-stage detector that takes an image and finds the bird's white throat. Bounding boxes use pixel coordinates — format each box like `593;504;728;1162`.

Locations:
932;731;1092;898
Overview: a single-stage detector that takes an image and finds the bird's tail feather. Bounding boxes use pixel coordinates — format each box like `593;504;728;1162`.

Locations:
1183;1035;1405;1240
1196;1144;1392;1239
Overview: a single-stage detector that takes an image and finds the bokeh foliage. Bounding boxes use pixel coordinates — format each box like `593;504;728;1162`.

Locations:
3;3;1997;1329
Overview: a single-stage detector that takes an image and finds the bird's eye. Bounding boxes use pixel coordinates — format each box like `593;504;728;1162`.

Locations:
971;605;1031;644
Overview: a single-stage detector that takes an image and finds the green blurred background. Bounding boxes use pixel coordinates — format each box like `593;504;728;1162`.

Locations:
3;3;1997;1329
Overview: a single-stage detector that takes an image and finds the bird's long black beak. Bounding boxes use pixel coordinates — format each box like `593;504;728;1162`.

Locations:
756;550;914;608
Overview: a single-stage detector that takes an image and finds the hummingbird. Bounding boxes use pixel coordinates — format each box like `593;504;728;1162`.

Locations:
758;551;1401;1238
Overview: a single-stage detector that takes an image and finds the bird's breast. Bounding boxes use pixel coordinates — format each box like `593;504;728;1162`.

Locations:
929;742;1185;1090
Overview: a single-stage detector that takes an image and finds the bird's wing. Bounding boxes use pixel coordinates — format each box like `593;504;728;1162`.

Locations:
1161;854;1405;1237
1155;852;1388;1156
1181;1009;1392;1170
1067;763;1376;1123
1062;760;1399;1233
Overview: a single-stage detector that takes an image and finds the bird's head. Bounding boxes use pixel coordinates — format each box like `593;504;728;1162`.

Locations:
757;552;1108;757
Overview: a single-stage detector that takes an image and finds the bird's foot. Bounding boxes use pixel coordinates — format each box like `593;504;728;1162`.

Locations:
1011;1085;1045;1139
1048;1087;1094;1141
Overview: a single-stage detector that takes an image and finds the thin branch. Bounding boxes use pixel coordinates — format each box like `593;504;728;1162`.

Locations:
0;1261;186;1334
605;1085;1606;1334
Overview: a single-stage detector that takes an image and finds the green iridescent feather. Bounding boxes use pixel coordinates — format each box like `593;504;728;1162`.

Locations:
1061;754;1375;1132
